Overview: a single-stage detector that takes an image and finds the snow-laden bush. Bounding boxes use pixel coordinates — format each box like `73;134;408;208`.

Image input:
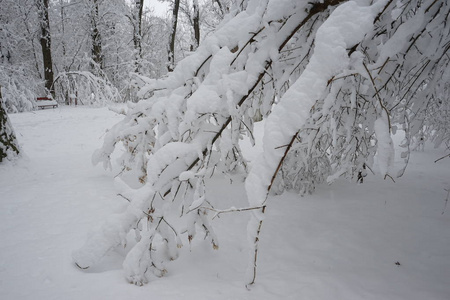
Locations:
0;66;38;113
0;0;42;113
53;71;121;106
74;0;450;285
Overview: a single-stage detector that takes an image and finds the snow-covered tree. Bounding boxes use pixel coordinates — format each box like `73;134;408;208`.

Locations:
53;71;120;106
0;86;20;163
127;0;145;73
172;0;232;56
45;0;145;103
0;0;42;112
74;0;450;286
200;0;231;36
36;0;55;96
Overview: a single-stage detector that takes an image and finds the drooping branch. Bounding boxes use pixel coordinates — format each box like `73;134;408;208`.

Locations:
247;131;299;286
75;2;338;279
74;0;450;287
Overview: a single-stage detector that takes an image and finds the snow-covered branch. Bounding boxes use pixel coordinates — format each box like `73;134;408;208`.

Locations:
74;0;450;286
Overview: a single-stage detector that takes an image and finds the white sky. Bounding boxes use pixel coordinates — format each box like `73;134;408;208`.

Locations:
144;0;170;17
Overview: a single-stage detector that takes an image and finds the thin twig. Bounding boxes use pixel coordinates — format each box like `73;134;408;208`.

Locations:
230;27;265;66
434;153;450;163
384;173;396;182
442;188;449;215
200;205;265;219
363;62;392;130
161;217;180;237
117;193;131;202
268;132;300;192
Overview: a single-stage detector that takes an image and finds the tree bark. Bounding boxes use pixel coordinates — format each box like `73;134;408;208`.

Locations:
192;0;200;51
133;0;144;73
167;0;180;72
90;0;103;70
37;0;54;97
59;0;67;70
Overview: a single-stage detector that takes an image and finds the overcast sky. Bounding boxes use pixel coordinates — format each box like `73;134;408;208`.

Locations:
144;0;170;17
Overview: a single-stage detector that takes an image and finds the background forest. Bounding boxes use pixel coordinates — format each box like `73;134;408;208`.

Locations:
0;0;226;112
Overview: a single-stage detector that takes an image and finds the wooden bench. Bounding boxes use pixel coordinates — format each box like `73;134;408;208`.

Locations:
36;97;58;109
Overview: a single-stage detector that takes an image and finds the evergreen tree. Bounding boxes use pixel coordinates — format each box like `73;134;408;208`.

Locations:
0;87;20;163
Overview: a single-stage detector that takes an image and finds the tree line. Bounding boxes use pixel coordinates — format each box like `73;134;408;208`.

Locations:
0;0;228;112
0;0;229;162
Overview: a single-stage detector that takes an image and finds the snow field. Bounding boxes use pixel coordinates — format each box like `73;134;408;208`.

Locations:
0;106;449;299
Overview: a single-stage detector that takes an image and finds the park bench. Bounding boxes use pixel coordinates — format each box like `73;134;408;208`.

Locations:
36;97;58;109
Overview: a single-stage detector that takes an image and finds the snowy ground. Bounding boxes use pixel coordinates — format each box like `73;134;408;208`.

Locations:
1;106;449;299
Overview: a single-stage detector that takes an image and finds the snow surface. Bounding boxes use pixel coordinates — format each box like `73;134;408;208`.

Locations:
1;106;450;299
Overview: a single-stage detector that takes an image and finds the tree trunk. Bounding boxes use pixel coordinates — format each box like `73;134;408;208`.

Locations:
167;0;180;72
0;87;20;163
59;0;68;71
37;0;54;97
90;0;103;70
133;0;144;73
192;0;200;51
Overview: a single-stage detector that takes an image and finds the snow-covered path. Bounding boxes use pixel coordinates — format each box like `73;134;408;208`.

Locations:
0;107;125;299
1;106;449;299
